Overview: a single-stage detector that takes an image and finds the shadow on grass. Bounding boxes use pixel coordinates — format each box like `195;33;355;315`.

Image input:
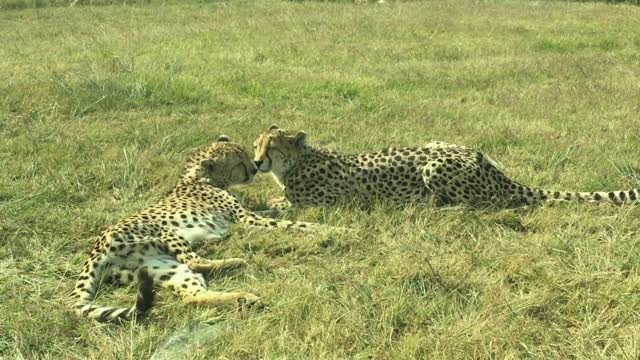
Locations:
151;320;231;360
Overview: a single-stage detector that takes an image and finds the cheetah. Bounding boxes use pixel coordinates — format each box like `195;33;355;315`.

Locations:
72;135;321;322
253;125;639;209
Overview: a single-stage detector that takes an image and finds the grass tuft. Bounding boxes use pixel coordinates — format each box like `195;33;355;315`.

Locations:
48;72;211;117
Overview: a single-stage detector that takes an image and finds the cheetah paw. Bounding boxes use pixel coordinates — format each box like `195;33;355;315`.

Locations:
237;293;262;310
267;197;291;210
216;258;248;269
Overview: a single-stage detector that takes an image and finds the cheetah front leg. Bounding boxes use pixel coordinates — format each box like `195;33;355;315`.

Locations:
267;196;291;211
237;208;353;233
238;210;318;231
226;191;348;232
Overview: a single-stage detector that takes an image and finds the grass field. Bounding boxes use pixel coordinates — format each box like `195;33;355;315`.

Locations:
2;0;640;358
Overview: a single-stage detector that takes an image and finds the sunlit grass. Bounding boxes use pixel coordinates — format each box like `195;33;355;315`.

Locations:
1;0;640;358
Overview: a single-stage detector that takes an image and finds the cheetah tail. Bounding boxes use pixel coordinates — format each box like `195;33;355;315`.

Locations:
519;186;639;205
74;268;155;322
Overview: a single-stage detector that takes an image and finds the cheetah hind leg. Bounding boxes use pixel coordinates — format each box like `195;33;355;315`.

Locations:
156;232;246;273
188;258;248;273
183;291;261;308
147;256;260;309
421;164;464;206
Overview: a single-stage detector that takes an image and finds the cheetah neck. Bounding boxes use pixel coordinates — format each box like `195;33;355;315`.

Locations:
175;174;228;194
301;144;342;157
302;144;347;162
273;145;344;183
270;145;315;183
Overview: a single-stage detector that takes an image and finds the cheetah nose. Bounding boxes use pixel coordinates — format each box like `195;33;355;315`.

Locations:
254;160;264;168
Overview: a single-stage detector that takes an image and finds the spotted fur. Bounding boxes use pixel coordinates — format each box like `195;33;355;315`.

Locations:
253;126;639;208
72;136;319;322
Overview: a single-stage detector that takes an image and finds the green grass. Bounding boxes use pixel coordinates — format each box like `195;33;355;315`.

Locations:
2;0;640;358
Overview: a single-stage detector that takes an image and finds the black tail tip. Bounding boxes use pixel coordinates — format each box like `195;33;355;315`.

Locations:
135;268;155;317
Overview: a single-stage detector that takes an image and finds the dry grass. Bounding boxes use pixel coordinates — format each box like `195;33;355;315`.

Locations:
2;0;640;358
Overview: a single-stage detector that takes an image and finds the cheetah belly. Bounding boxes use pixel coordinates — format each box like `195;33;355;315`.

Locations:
356;165;428;204
174;216;232;244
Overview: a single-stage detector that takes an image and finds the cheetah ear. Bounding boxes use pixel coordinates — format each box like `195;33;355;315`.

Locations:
268;124;279;131
293;131;306;146
200;159;217;172
217;135;230;142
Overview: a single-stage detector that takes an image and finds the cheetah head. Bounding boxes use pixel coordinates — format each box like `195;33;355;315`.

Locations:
253;125;307;175
185;135;258;188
